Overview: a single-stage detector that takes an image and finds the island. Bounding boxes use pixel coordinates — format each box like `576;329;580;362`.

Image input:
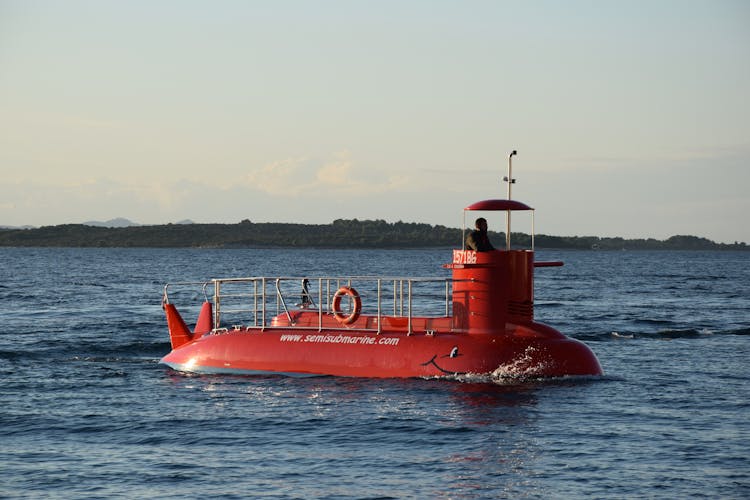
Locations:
0;219;746;250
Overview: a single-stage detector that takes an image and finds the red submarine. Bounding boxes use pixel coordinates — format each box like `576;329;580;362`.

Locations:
161;151;603;378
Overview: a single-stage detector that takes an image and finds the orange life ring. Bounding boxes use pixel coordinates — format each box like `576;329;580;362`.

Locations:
331;286;362;325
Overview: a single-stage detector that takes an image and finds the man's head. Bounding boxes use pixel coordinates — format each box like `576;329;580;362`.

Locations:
475;217;488;231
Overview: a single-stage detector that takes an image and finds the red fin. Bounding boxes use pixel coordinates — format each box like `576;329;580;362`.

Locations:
193;301;213;339
164;303;193;349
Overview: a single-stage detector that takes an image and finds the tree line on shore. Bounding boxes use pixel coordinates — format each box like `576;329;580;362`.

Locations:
0;218;746;250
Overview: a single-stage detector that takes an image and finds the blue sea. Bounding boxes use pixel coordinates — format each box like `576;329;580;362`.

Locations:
1;247;748;499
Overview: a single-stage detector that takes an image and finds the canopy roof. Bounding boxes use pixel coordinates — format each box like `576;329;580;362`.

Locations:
464;199;533;211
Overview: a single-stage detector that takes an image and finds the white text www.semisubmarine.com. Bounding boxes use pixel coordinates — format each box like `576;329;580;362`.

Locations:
280;334;399;346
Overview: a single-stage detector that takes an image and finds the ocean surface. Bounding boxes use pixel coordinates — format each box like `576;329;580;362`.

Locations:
1;247;748;499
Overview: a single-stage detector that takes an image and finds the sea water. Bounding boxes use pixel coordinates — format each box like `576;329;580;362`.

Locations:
1;247;748;499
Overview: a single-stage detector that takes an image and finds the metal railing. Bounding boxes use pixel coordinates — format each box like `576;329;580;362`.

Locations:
163;275;456;334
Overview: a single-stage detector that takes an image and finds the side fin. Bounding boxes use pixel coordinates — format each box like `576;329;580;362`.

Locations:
193;301;213;340
164;303;193;349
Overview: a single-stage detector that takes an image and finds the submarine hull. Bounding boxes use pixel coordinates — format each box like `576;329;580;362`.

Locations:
160;320;603;378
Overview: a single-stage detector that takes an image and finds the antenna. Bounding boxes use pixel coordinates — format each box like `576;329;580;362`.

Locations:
503;150;517;200
503;150;517;249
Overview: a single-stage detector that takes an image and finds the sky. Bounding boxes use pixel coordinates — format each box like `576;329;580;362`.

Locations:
1;1;748;243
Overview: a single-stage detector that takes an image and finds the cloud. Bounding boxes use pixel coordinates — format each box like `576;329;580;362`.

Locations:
0;177;200;225
244;157;311;196
315;153;353;188
243;151;409;197
0;151;416;226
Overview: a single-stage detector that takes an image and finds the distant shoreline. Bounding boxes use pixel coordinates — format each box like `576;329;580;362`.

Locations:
1;219;746;250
